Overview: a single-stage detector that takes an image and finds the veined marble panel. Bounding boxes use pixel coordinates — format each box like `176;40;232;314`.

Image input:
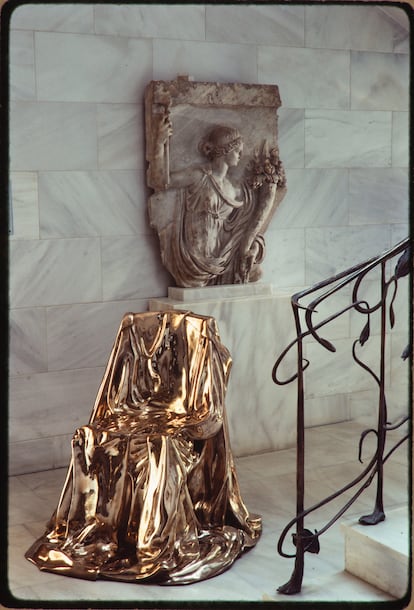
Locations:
46;299;149;372
9;434;73;475
276;169;349;228
305;110;392;168
10;3;94;33
305;225;391;285
304;394;350;428
348;389;378;419
9;30;35;101
391;223;410;247
9;522;50;586
304;334;391;399
150;293;298;457
12;467;67;497
305;5;405;52
277;108;305;168
10;238;102;308
101;234;172;301
94;4;205;39
38;171;147;238
351;51;409;112
394;34;410;55
97;104;144;170
153;39;258;84
10;101;97;171
390;9;410;54
9;478;69;531
261;227;305;289
206;5;304;46
258;46;350;110
9;308;47;376
35;32;152;103
9;367;105;443
349;168;409;225
9;172;39;240
392;112;409;167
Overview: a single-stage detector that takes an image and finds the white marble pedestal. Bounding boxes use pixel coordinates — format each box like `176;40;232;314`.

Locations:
150;284;298;457
341;506;409;599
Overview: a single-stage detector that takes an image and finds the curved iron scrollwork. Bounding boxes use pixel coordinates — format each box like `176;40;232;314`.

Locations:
272;237;411;595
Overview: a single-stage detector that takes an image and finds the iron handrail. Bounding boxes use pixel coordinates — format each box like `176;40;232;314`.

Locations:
272;237;411;595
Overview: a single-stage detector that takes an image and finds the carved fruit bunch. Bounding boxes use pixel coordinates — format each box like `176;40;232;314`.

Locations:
245;145;286;190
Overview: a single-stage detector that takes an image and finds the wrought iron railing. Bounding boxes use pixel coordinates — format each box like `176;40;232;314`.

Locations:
272;237;411;595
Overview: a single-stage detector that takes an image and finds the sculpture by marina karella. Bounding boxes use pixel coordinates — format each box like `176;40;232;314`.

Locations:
26;310;261;585
145;77;287;288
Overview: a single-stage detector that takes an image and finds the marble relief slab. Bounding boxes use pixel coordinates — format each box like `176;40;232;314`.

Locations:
146;78;282;186
145;77;287;288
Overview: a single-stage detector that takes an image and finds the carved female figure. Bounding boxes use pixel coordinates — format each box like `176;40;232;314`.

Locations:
150;119;286;288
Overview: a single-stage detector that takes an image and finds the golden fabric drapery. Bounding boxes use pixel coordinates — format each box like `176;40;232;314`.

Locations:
26;310;261;585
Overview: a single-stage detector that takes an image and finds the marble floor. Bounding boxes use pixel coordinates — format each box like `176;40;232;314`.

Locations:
7;419;410;607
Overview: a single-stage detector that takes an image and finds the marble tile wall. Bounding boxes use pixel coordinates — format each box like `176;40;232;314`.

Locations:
8;3;410;474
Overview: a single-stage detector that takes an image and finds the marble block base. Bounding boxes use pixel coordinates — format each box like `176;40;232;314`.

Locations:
341;506;409;599
150;284;297;457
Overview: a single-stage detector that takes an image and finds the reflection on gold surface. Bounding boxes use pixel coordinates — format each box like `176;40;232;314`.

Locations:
26;311;261;585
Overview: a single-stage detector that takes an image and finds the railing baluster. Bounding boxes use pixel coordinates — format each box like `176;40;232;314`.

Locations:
359;261;387;525
273;238;410;595
277;304;305;594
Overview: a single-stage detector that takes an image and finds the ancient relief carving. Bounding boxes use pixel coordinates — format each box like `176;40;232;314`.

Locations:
145;77;287;288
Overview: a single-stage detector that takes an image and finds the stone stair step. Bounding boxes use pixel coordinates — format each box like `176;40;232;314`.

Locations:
341;506;409;599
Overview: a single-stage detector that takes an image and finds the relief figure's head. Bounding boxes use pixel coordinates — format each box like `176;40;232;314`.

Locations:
199;125;243;166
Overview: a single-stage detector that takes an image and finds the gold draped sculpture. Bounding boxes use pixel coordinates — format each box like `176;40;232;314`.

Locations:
26;311;261;585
